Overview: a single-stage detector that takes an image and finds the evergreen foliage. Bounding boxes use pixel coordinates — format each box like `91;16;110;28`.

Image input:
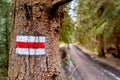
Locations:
75;0;98;50
75;0;120;56
0;0;11;76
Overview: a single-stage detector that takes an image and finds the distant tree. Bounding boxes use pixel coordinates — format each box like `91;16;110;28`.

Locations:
75;0;120;58
95;0;114;57
75;0;99;51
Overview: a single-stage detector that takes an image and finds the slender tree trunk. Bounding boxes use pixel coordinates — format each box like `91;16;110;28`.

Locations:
97;34;105;57
8;0;72;80
96;0;113;58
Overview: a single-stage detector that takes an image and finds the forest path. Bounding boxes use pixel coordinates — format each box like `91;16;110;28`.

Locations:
60;44;120;80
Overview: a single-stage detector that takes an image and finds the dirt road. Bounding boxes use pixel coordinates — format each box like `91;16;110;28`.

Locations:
61;44;120;80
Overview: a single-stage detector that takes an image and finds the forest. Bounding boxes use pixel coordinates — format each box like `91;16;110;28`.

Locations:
0;0;120;80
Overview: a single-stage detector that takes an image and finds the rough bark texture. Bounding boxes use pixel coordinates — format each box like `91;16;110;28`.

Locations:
8;0;72;80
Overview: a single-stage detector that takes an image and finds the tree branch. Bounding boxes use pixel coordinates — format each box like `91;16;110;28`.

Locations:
51;0;73;14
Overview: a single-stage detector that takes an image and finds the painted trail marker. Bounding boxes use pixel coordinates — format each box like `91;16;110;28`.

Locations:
16;35;45;55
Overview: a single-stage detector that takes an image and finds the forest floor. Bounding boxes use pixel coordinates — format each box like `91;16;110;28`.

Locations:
78;45;120;70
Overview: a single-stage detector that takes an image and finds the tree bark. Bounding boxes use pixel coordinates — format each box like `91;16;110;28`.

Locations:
8;0;72;80
116;36;120;57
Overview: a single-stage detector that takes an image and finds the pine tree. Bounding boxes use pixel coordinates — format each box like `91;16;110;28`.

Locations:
8;0;72;79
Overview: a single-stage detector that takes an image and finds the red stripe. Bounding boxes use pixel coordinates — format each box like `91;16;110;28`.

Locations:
16;42;45;48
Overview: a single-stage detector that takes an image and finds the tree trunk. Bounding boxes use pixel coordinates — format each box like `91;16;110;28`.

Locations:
97;34;105;57
116;36;120;57
8;0;72;79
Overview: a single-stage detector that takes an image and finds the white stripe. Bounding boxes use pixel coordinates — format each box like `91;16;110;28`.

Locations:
16;35;45;42
16;35;28;42
16;48;45;55
39;36;45;42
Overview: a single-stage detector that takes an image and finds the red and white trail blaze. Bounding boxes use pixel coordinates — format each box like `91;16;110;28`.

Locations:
16;35;45;55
